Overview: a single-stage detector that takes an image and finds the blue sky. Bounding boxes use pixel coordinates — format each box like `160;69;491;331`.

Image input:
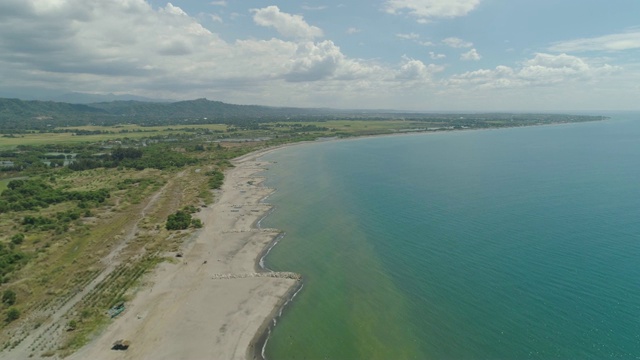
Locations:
1;0;639;111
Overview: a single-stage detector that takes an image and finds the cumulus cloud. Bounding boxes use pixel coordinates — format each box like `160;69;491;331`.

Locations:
549;31;640;52
284;41;344;82
162;3;188;16
3;0;626;111
461;48;481;61
0;0;436;104
383;0;480;22
346;27;361;34
448;53;619;89
251;6;323;40
443;37;473;48
395;56;443;82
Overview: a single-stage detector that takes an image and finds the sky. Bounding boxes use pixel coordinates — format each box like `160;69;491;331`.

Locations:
1;0;639;111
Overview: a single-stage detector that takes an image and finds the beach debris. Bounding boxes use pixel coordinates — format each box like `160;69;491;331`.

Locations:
111;339;130;351
107;302;125;318
211;272;301;280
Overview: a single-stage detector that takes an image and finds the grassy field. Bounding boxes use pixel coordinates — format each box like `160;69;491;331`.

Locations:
0;128;217;149
0;120;427;149
0;179;8;194
0;162;218;355
0;128;271;357
62;123;229;133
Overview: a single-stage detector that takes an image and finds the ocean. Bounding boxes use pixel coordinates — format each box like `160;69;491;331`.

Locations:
260;113;640;359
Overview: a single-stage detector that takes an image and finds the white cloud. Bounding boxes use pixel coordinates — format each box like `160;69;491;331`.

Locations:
383;0;480;22
252;6;323;40
549;31;640;52
461;48;481;61
346;27;361;35
0;0;633;111
301;5;327;11
209;14;223;23
395;56;443;82
448;53;619;89
396;33;420;40
284;41;344;82
210;1;226;6
443;37;473;48
0;0;432;104
162;3;188;16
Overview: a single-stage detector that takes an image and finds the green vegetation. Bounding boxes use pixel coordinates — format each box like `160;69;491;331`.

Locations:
0;97;607;136
5;308;19;323
166;210;192;230
0;243;27;281
0;180;8;194
206;169;224;189
1;290;15;306
0;179;109;213
166;206;201;230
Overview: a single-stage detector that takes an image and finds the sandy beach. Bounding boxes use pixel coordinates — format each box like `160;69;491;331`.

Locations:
70;148;299;360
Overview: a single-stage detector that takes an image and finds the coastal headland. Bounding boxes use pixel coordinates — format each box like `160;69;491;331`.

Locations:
69;149;299;360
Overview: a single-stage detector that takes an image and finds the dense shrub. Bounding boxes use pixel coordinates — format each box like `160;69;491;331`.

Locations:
165;211;192;230
206;170;224;189
0;243;27;279
10;234;24;245
5;307;19;322
2;289;16;306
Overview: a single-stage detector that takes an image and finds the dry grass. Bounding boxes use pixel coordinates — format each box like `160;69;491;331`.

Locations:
0;160;216;356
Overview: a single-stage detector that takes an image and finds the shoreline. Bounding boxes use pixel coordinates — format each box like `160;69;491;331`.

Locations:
69;145;301;360
65;118;610;359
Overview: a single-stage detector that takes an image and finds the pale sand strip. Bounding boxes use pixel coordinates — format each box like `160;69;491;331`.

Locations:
70;150;299;360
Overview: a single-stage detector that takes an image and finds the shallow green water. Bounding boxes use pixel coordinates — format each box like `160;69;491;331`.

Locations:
262;114;640;359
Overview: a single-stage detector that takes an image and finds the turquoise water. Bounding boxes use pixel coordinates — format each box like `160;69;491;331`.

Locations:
261;115;640;359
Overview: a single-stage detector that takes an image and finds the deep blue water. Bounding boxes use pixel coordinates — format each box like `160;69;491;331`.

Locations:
261;114;640;359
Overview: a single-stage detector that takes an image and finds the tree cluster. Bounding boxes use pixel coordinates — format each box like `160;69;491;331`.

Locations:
67;145;195;172
0;242;26;282
165;206;202;230
0;179;109;213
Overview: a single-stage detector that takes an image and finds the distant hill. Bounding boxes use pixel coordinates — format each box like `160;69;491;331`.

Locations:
0;97;606;133
89;98;327;120
51;92;170;104
0;97;335;131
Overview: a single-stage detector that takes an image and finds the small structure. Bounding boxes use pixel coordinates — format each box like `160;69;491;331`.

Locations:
111;340;130;351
